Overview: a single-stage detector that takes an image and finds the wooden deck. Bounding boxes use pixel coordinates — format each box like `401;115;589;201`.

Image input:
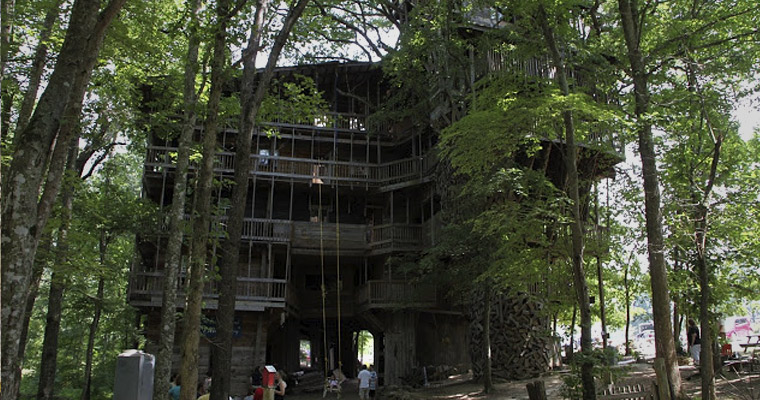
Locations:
356;280;437;310
128;272;291;311
129;274;438;312
145;145;427;189
157;216;429;251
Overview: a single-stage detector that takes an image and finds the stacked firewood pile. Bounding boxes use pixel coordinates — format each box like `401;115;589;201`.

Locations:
469;289;553;380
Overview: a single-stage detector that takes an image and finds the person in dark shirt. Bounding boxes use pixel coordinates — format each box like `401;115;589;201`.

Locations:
688;318;701;366
251;365;262;387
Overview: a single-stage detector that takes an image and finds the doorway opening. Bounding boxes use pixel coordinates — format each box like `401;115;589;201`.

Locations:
357;330;374;367
299;339;312;368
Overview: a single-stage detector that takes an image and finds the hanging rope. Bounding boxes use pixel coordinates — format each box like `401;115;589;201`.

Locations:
319;181;329;376
335;184;342;373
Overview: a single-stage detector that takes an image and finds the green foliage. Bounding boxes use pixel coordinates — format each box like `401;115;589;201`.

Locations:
19;154;154;399
259;74;330;129
560;348;627;400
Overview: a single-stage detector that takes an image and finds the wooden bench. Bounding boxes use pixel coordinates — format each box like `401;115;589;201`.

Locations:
597;378;657;400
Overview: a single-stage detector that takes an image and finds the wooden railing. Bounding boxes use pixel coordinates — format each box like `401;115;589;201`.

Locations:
156;215;427;250
370;224;425;251
158;215;291;243
357;280;437;309
239;218;291;242
263;112;369;133
145;145;427;188
129;271;289;306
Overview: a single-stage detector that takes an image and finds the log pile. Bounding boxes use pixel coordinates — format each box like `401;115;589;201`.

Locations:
469;289;553;380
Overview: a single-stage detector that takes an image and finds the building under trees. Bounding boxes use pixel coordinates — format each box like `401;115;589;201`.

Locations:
128;55;619;394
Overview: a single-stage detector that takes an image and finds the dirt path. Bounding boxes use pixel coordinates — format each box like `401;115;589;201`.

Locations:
286;363;760;400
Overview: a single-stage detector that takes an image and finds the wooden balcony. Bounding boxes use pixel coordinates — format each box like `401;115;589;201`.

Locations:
259;112;376;134
128;271;289;311
369;224;426;253
157;215;427;252
144;145;427;189
356;280;437;309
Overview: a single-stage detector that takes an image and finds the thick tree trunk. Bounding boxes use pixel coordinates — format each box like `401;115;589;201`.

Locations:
37;276;65;400
537;6;594;399
697;242;715;400
1;2;125;397
152;0;201;397
212;1;308;399
618;1;682;398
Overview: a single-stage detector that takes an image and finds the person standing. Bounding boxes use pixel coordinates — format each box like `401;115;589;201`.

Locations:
357;365;371;400
368;364;378;399
168;374;180;400
274;370;287;400
688;318;701;366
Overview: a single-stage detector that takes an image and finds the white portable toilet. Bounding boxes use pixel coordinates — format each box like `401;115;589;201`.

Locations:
114;349;155;400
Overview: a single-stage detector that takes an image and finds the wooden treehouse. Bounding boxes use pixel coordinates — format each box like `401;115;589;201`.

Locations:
130;52;621;393
130;62;469;394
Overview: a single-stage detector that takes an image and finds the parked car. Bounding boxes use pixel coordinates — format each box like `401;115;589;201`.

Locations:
633;329;656;355
724;316;753;339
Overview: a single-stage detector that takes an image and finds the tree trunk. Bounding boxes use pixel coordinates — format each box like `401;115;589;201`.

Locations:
152;0;201;398
537;6;594;399
673;248;681;351
1;2;125;397
204;1;234;399
697;236;715;400
595;189;607;349
618;1;682;398
570;304;577;360
212;1;308;398
82;272;107;400
687;58;722;400
18;238;48;360
14;0;62;134
177;6;226;397
36;275;65;400
0;0;15;139
36;140;78;400
482;281;493;393
624;254;631;356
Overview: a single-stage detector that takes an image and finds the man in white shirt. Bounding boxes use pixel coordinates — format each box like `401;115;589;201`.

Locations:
357;364;371;400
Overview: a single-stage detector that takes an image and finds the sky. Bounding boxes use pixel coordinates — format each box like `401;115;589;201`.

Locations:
736;101;760;140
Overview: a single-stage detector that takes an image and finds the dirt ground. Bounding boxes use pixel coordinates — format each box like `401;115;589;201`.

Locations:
286;363;760;400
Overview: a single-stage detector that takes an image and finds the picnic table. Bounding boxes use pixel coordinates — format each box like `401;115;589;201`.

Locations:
739;334;760;353
728;334;760;373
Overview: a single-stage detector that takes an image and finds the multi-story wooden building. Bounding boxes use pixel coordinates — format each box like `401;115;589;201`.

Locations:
130;62;470;394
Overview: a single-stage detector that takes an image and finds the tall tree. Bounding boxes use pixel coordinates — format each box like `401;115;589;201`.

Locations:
213;1;310;398
177;0;240;396
1;1;126;397
152;0;202;397
36;139;79;400
536;4;595;398
617;1;682;396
